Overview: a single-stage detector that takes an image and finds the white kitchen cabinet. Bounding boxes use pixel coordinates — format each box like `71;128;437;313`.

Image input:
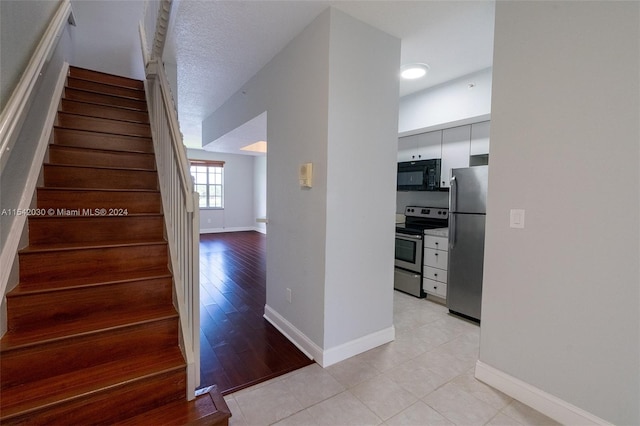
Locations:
424;265;448;284
424;248;448;270
415;130;442;161
398;130;442;162
440;125;471;188
470;121;490;156
398;134;419;162
424;235;448;300
423;279;447;299
424;235;447;251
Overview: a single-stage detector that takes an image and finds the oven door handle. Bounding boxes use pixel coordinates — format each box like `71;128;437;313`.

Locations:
396;234;423;241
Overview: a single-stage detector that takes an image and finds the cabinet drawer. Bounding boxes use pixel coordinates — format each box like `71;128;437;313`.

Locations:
424;266;447;283
423;278;447;299
424;248;448;269
424;235;448;252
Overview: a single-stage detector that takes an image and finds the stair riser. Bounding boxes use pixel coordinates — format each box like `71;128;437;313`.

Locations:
48;145;156;170
53;128;153;153
60;99;149;123
19;244;168;288
69;66;144;90
57;112;151;138
2;367;185;425
36;189;162;214
64;87;147;111
43;165;158;190
28;215;164;246
7;278;172;332
67;77;146;100
1;318;179;389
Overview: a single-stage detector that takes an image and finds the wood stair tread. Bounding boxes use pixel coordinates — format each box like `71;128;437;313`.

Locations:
66;75;145;95
21;239;167;253
53;125;152;141
56;112;151;138
0;347;185;420
0;305;178;351
66;77;146;101
43;162;158;173
48;143;156;158
69;66;144;90
61;96;148;114
37;186;160;194
14;268;171;292
27;213;164;221
7;270;173;297
60;98;150;124
114;386;232;426
63;87;148;112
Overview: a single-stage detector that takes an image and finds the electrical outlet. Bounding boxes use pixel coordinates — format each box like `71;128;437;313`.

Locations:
286;288;292;303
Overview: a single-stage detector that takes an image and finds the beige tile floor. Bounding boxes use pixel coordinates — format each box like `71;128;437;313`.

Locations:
224;292;559;426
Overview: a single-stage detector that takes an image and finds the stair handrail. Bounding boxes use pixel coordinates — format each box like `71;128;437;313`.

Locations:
139;0;200;401
0;0;75;171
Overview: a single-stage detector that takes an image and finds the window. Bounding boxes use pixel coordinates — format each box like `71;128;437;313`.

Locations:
190;160;224;208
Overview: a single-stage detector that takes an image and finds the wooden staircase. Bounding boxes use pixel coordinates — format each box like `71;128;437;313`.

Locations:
0;66;230;425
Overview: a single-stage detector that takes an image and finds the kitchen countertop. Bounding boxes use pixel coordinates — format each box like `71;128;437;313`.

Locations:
424;227;449;238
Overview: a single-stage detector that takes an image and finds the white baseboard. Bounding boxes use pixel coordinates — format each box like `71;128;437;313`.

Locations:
263;304;319;362
263;304;395;368
200;226;263;234
475;361;610;426
322;325;395;368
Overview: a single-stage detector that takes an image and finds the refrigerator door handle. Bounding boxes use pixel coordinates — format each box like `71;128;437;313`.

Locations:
450;175;457;212
450;212;456;250
450;175;457;250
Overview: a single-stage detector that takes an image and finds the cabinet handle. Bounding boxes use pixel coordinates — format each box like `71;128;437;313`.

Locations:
434;253;438;256
434;286;437;289
434;273;438;277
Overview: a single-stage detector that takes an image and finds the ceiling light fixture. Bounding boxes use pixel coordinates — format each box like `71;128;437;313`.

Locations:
400;63;430;80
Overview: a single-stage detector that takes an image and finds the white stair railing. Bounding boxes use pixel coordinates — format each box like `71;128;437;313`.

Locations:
139;0;200;400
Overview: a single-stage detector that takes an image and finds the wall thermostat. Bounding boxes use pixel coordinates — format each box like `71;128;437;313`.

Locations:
299;162;313;188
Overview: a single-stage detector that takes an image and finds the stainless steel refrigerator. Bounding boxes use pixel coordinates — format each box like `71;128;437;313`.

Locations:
447;165;488;322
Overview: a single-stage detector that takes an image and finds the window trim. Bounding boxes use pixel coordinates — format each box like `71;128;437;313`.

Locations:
190;160;225;209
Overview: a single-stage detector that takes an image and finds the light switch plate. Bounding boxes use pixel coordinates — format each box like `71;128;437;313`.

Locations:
510;209;525;228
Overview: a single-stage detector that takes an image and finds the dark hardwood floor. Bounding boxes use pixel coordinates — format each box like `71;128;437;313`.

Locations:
198;231;314;395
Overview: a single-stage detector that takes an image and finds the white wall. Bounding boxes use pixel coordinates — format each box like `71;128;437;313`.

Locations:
1;11;74;249
398;67;492;134
253;156;267;234
202;7;399;362
68;0;145;80
187;149;258;233
1;5;74;335
479;2;639;425
203;9;330;347
323;9;399;350
0;0;61;110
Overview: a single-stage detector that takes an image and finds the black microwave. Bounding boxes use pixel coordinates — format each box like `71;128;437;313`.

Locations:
397;159;441;191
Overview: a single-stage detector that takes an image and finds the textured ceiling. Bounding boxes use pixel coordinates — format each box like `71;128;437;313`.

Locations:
67;1;494;153
166;1;496;152
165;0;495;152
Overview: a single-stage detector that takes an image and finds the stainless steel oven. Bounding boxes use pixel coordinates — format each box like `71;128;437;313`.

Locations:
394;232;424;297
395;232;423;273
394;206;449;298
